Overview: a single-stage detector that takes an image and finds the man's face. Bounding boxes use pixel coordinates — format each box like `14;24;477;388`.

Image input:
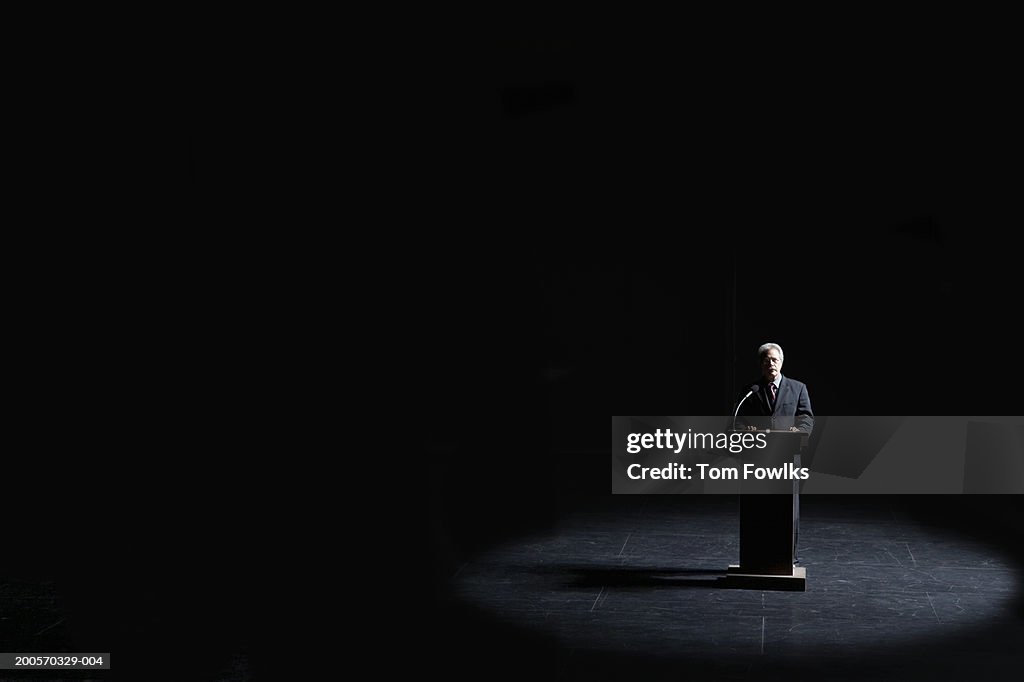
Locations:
761;349;783;382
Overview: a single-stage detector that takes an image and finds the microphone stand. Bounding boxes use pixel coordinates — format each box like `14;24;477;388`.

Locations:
732;388;757;432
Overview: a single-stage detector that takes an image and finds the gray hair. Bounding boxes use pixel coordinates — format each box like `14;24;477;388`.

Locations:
758;342;784;362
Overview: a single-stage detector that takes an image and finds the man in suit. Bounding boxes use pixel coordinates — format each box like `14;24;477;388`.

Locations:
736;342;814;434
735;342;813;564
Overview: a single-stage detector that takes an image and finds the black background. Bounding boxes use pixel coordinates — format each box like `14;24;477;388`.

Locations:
3;19;1021;680
3;19;264;680
418;32;1021;538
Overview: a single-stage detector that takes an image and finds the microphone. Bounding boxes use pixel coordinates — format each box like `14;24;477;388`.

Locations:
732;384;760;432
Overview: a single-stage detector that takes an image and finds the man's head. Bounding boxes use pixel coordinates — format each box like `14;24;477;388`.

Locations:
758;342;784;383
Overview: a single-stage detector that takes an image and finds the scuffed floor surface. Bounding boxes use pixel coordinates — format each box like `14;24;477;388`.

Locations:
436;496;1024;681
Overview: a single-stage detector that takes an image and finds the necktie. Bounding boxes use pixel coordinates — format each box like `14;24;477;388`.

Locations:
769;383;777;411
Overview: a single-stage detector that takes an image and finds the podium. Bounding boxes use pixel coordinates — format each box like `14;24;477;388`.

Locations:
723;430;808;591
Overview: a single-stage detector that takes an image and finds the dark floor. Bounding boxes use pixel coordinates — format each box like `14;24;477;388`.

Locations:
0;576;251;681
432;496;1024;681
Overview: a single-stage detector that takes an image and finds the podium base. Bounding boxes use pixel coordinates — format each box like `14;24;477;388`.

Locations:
721;565;806;591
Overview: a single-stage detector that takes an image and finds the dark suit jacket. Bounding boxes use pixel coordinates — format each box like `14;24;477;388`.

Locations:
735;375;814;433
